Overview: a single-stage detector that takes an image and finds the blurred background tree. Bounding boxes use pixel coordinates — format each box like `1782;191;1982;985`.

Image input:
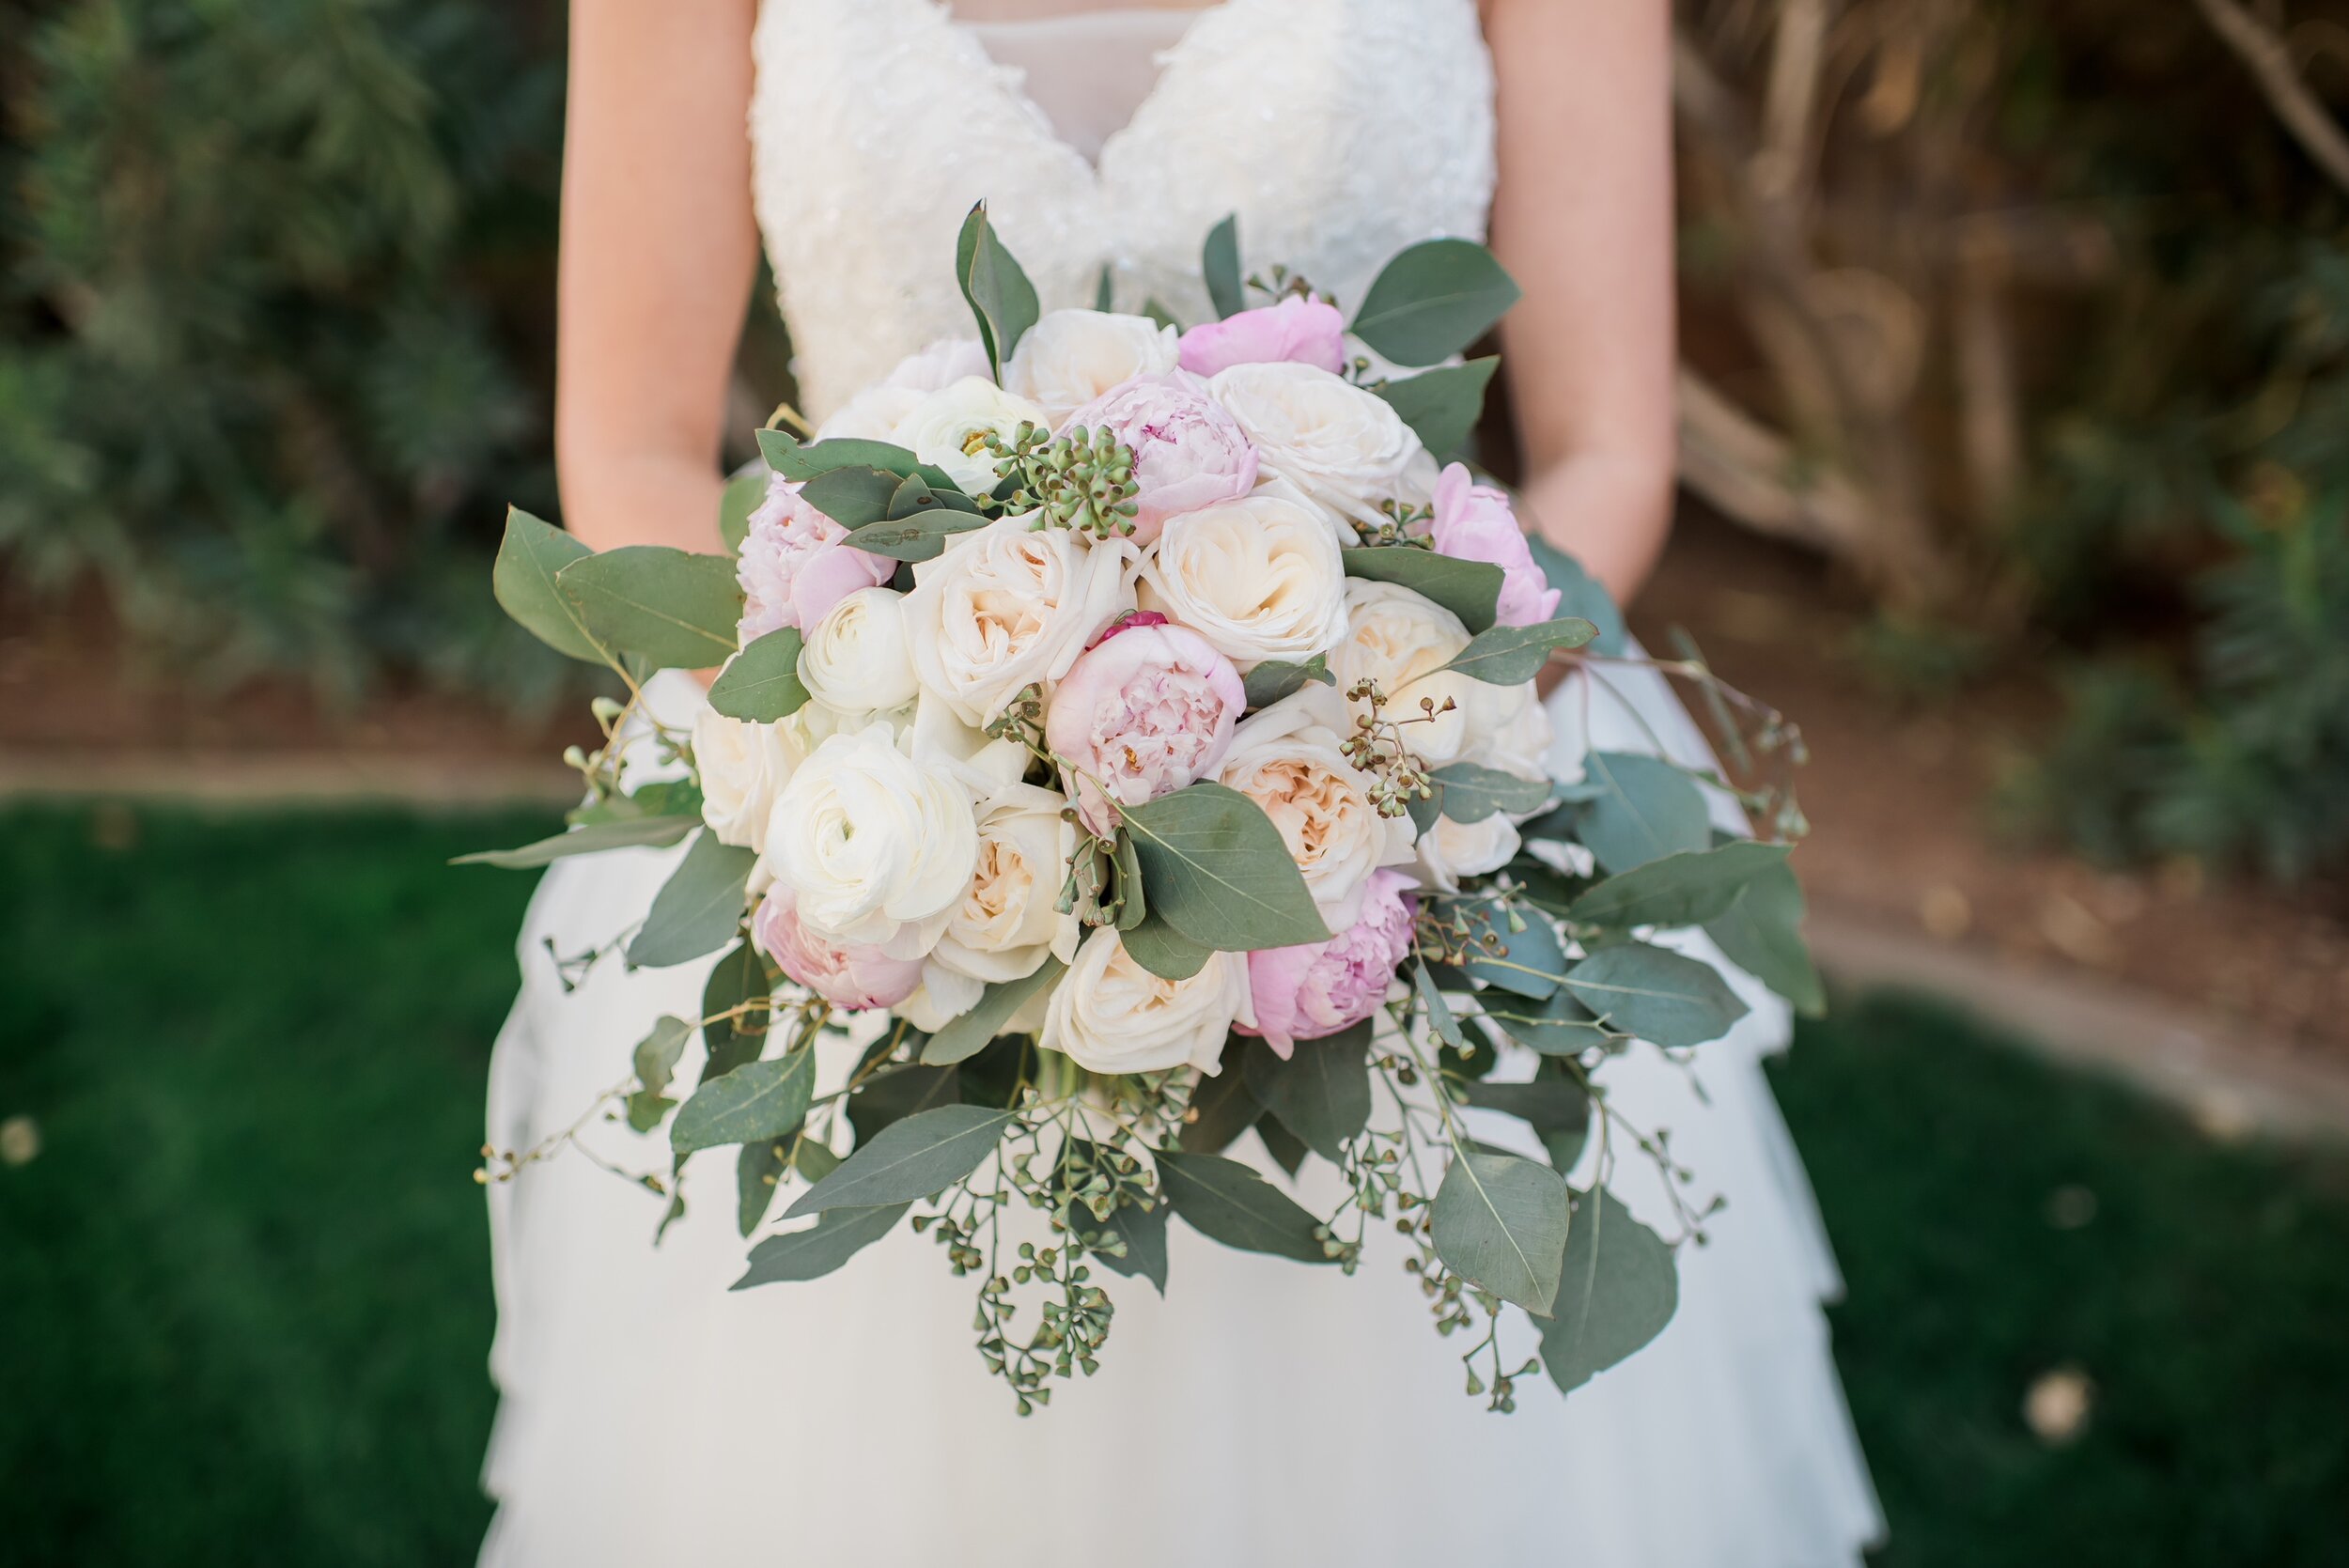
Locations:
3;0;2347;881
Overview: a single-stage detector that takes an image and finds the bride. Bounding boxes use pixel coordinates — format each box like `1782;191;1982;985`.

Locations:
481;1;1883;1563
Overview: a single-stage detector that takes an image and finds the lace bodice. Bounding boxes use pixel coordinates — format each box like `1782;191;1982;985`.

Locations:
749;0;1497;422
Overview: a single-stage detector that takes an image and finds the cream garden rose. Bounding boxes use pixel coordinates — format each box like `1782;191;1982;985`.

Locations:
692;708;805;854
1331;579;1487;768
1005;309;1180;425
800;586;922;716
928;780;1082;986
1207;359;1437;536
891;375;1052;493
1135;485;1347;670
1218;689;1416;931
762;722;980;959
1412;811;1522;895
1039;926;1252;1076
815;336;991;442
903;514;1137;726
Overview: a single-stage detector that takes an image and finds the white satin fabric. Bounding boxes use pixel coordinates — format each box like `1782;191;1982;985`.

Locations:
480;5;1883;1562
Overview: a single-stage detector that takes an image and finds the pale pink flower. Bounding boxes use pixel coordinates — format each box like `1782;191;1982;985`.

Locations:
735;475;895;643
1064;372;1258;543
1429;463;1561;629
1177;296;1347;379
1242;869;1420;1057
1044;619;1246;837
750;885;924;1012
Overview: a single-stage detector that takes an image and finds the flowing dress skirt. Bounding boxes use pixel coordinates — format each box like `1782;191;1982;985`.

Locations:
479;666;1883;1568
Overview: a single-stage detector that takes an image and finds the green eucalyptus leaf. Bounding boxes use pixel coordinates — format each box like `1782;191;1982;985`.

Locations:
1459;900;1566;1001
1442;617;1598;685
1350;239;1521;366
632;1015;693;1097
1460;1073;1592;1172
759;430;961;492
736;1136;792;1236
1241;653;1335;710
492;507;604;662
1479;986;1610;1056
1372;357;1498;458
555;546;742;669
731;1203;910;1288
920;958;1066;1065
1412;964;1469;1050
1121;783;1330;950
1094;263;1116;313
701;940;773;1080
1432;1148;1573;1313
1703;860;1827;1017
1203;212;1244;319
1340;546;1503;634
671;1048;817;1155
840;507;991;562
1255;1116;1310;1176
843;1063;961;1146
1121;918;1214;981
957;201;1041;379
1428;761;1552;824
1096;1198;1170;1293
706;628;810;722
786;1104;1017;1218
1178;1050;1265;1154
719;463;766;555
1527;536;1627;657
1536;1186;1678;1392
1560;943;1750;1049
1143;298;1182;333
1569;841;1791;931
1578;752;1712;875
797;464;899;529
1154;1150;1331;1264
625;1092;676;1134
451;815;698;869
1242;1020;1373;1163
628;832;754;969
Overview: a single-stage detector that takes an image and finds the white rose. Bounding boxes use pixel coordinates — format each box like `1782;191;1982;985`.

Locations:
1461;674;1557;780
762;722;980;959
1218;688;1416;931
903;513;1137;725
1135;484;1347;670
1332;579;1489;768
800;586;921;716
1208;360;1433;536
1040;926;1252;1077
816;337;991;442
1005;309;1181;426
891;376;1051;494
929;781;1082;985
1413;812;1522;895
692;707;805;853
899;955;1060;1035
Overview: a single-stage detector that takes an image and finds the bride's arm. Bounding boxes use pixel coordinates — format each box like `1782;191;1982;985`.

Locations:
555;0;761;556
1484;0;1677;607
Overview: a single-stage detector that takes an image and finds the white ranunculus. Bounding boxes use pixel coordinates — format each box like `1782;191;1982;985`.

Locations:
1413;811;1523;895
800;586;920;716
1040;926;1252;1077
762;722;980;959
1332;579;1486;768
1005;310;1180;426
1135;484;1348;670
1208;360;1431;536
902;513;1137;726
1218;688;1417;931
891;376;1051;494
693;707;805;854
817;337;991;442
928;780;1082;986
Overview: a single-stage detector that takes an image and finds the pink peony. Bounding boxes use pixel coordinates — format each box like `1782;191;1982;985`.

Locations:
1428;463;1562;629
1044;620;1246;837
1065;372;1258;544
1177;296;1348;379
750;885;925;1012
1242;869;1420;1057
735;474;896;644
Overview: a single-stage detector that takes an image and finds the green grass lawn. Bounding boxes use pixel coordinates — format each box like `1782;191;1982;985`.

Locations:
1;804;2345;1565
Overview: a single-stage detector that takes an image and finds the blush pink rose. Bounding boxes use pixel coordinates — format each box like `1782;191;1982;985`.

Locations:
1242;868;1419;1057
1065;372;1258;543
1044;619;1246;837
736;475;897;643
751;885;924;1012
1429;463;1562;629
1177;296;1347;379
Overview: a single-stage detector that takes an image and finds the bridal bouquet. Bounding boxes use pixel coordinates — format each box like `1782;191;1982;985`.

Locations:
469;206;1819;1413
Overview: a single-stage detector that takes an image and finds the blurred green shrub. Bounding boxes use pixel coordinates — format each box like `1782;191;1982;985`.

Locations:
0;0;568;703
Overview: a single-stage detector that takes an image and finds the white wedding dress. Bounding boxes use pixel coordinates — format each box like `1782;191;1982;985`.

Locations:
479;3;1884;1563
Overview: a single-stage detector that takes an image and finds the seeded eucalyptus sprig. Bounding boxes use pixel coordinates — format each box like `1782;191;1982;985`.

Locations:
984;421;1143;539
1340;676;1447;818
